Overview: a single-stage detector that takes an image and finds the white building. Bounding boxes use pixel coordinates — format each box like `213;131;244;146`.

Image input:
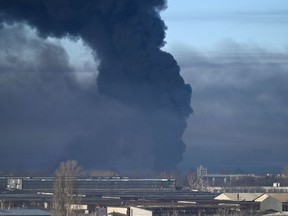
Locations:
107;207;152;216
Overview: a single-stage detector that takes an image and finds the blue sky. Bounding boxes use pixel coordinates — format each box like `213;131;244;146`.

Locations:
162;0;288;51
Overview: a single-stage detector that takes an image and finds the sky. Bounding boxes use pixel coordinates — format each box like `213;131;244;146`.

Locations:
163;0;288;51
162;0;288;173
0;0;288;174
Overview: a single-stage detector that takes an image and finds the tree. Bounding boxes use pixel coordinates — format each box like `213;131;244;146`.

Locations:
0;199;11;209
186;172;208;191
51;160;83;216
186;172;198;190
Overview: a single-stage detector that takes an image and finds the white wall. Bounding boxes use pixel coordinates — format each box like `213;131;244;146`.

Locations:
130;207;152;216
107;207;127;215
260;196;282;212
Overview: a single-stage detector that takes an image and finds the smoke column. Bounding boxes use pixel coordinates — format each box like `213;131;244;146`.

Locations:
0;0;192;171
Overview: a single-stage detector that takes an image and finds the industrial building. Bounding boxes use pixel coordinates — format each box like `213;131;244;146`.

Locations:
4;176;176;193
215;193;288;213
0;209;49;216
2;175;288;215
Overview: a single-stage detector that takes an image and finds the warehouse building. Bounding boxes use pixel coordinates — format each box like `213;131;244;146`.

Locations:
215;193;288;213
4;177;176;193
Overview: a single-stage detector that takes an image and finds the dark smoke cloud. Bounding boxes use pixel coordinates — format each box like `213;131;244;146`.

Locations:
0;0;192;171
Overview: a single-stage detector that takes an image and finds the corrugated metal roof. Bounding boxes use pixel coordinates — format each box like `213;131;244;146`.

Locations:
215;193;263;201
262;212;288;216
266;193;288;203
255;194;269;202
255;193;288;203
0;209;49;216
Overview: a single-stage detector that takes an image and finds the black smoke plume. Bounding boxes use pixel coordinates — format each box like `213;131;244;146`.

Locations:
0;0;192;171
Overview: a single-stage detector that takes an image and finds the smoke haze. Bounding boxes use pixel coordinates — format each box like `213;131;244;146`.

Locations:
171;42;288;173
0;1;192;172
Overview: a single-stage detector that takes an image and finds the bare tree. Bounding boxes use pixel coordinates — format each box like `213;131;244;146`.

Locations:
51;160;83;216
186;172;198;190
216;207;231;216
0;199;11;209
186;172;208;191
